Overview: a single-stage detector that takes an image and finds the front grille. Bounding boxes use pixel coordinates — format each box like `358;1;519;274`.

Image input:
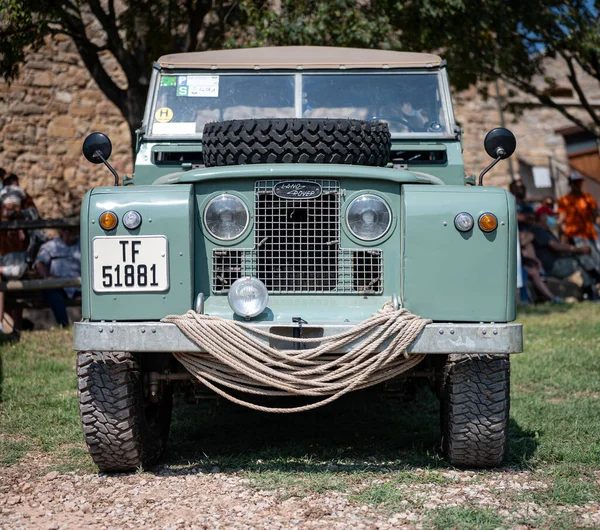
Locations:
213;248;382;294
211;179;383;294
352;250;384;293
256;180;340;292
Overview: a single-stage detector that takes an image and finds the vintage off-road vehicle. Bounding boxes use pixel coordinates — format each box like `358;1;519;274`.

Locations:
74;47;522;472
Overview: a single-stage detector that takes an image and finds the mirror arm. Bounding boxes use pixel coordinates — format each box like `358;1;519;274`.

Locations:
478;147;506;186
478;156;501;186
94;150;120;186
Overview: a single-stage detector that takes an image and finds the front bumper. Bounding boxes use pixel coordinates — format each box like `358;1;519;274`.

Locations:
73;321;523;355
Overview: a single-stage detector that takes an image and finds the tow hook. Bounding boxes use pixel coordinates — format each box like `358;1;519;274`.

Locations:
292;317;308;349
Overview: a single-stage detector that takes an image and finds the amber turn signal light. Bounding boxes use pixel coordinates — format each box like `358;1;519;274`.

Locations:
478;213;498;232
99;211;118;231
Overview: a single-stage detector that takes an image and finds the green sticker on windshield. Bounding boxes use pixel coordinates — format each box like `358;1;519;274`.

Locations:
161;76;177;87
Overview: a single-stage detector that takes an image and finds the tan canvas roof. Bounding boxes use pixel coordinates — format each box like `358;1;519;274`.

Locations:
158;47;442;70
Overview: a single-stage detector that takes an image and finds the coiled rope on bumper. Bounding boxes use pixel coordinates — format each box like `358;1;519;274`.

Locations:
162;303;431;413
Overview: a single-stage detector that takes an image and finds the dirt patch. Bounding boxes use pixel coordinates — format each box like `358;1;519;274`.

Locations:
1;456;600;529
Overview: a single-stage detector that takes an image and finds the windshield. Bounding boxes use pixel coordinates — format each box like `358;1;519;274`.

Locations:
149;72;451;137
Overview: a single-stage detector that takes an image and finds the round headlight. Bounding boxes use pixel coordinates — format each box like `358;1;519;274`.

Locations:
204;194;249;241
454;212;474;232
122;210;142;230
228;277;269;318
346;194;391;241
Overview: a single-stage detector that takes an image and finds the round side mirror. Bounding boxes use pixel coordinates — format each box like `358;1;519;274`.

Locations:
82;132;112;164
484;127;516;159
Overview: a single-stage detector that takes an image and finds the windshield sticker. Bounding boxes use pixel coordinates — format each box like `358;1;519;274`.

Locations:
160;76;177;87
152;122;196;136
177;75;219;98
154;107;174;123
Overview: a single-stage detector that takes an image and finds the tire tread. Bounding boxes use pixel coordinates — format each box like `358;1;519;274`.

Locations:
77;351;166;472
202;119;391;167
441;354;510;468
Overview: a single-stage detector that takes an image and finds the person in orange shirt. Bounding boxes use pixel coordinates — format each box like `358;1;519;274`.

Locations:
557;172;600;278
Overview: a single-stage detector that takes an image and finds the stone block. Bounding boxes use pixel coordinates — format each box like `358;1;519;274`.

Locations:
69;104;97;117
8;102;45;115
1;150;19;161
96;101;118;115
3;123;23;134
79;89;101;104
47;116;75;138
57;67;88;89
26;61;50;70
66;141;83;159
55;91;73;103
25;92;52;105
63;167;77;180
16;151;42;163
48;143;68;155
32;71;55;87
61;53;81;65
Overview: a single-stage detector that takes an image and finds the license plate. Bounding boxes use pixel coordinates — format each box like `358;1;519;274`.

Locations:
93;236;169;292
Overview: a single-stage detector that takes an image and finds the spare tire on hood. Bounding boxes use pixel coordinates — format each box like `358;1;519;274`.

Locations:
202;118;391;167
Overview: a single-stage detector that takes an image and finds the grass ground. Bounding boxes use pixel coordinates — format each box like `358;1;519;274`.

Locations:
1;303;599;528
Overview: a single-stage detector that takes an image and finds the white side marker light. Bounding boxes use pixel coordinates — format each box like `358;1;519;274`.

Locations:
454;212;474;232
123;210;142;230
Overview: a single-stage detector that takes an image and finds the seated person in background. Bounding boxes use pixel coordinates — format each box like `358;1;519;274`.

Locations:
540;195;557;214
1;173;37;211
0;187;28;277
509;179;536;228
0;187;30;333
535;198;559;236
34;228;81;327
520;230;563;303
1;174;47;263
531;209;599;299
509;178;536;302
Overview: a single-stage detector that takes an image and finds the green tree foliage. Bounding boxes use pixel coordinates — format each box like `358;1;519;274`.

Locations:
0;0;246;152
231;0;396;49
1;0;599;152
392;0;600;137
0;0;393;155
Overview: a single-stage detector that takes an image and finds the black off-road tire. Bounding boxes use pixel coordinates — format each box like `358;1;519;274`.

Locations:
441;354;510;468
77;351;173;472
202;118;391;167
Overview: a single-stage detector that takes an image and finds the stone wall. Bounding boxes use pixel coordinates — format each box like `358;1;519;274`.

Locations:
0;35;131;218
455;57;599;190
1;37;598;218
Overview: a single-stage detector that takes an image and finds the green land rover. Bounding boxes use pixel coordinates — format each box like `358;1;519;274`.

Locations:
74;47;523;472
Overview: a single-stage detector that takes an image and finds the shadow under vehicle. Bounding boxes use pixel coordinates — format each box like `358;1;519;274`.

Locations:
74;47;522;472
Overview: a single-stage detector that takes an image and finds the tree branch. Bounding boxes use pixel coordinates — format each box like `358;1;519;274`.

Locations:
47;24;110;52
85;0;138;80
562;52;600;129
500;72;598;137
184;0;200;51
108;0;116;21
57;6;126;110
571;53;600;81
185;0;213;52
